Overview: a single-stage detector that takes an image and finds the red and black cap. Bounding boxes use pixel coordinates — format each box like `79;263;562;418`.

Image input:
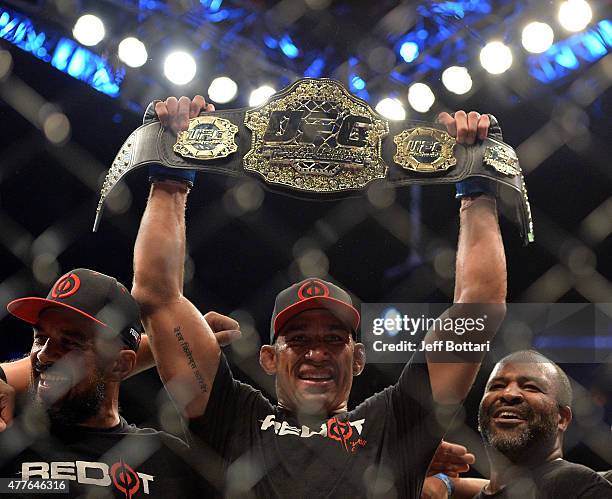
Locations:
270;278;360;343
7;268;143;351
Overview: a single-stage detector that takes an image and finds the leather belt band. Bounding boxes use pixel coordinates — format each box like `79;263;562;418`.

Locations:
94;78;534;244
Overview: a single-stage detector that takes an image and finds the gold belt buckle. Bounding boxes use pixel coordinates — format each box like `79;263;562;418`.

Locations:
393;127;457;173
243;78;389;193
174;116;238;160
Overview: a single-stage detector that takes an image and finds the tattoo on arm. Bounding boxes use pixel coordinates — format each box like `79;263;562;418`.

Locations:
174;326;208;394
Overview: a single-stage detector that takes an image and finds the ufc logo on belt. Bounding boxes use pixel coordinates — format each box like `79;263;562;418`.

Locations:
263;110;372;148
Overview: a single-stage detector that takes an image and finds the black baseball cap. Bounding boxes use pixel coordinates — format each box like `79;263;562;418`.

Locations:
7;268;143;351
270;278;360;343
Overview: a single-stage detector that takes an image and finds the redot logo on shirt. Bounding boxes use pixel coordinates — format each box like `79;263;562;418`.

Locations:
260;414;368;454
22;460;154;497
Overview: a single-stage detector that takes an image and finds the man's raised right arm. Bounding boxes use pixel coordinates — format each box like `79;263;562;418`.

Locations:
131;96;232;419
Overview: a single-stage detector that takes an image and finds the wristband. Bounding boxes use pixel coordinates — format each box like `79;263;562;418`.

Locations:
433;473;454;498
143;102;197;187
149;164;196;187
0;365;6;383
455;176;497;199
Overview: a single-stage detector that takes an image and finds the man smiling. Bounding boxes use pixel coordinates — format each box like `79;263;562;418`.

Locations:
132;95;507;498
0;268;202;498
261;279;363;418
475;350;612;498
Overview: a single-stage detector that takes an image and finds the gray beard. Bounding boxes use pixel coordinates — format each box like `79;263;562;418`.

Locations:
479;407;558;462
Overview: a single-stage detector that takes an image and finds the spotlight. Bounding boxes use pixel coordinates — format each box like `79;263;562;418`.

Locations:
249;85;276;106
408;83;435;113
279;36;299;59
118;37;148;68
480;41;513;74
522;22;554;53
72;14;105;47
164;51;196;85
558;0;592;32
399;41;419;63
441;66;472;95
375;98;406;121
208;76;238;104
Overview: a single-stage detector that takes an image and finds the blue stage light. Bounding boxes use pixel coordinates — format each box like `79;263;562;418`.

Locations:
264;35;278;49
399;41;419;63
580;32;607;60
355;89;370;101
528;19;611;83
279;35;299;59
0;7;124;97
427;1;491;17
208;10;229;22
304;56;325;77
600;19;612;44
349;74;366;91
201;0;223;11
51;38;73;70
67;47;87;77
555;47;579;69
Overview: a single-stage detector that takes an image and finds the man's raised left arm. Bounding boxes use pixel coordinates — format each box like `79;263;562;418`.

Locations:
425;110;507;405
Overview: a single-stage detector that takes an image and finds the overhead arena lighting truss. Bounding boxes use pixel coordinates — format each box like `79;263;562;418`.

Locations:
0;1;609;112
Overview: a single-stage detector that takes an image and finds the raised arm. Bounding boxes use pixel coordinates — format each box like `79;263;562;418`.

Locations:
1;320;238;397
1;335;159;394
425;111;507;404
131;96;234;419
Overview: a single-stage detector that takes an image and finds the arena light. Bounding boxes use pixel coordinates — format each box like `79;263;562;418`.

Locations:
408;83;435;113
0;8;123;96
304;57;325;78
349;74;366;91
522;22;555;53
480;41;513;74
118;37;148;68
163;51;196;85
399;41;419;63
558;0;593;32
208;76;238;104
441;66;472;95
72;14;105;47
249;85;276;106
279;35;299;59
527;20;611;83
375;98;406;121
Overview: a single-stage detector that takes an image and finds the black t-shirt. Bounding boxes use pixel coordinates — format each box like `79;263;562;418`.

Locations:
190;352;447;499
473;459;612;499
0;416;204;498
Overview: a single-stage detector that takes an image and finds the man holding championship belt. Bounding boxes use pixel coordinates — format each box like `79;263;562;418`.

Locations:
130;90;507;498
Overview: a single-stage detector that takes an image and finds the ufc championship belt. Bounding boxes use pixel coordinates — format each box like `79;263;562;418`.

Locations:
94;78;534;244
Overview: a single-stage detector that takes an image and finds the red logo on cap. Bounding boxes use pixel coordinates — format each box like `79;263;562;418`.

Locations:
297;280;329;301
51;273;81;299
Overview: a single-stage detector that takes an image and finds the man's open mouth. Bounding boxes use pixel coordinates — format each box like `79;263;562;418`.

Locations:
35;371;73;402
38;373;71;387
491;408;528;424
298;374;333;381
297;367;334;384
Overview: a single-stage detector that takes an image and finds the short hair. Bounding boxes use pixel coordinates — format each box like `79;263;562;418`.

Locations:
496;350;573;407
